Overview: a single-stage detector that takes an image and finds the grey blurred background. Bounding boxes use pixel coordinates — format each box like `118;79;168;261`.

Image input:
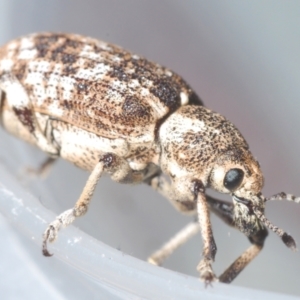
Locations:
0;0;300;298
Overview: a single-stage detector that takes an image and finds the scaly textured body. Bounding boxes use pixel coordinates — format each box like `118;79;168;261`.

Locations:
0;33;298;285
0;33;206;172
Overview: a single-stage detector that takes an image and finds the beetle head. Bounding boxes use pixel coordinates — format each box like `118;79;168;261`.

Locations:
209;149;265;233
209;149;297;250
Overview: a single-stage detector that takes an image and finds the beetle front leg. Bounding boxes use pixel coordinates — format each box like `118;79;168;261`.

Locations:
148;175;218;284
192;180;218;285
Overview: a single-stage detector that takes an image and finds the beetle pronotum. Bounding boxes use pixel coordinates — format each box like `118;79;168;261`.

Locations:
0;33;298;284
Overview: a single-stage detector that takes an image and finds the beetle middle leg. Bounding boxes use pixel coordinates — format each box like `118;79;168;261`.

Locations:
42;153;146;256
148;221;200;266
42;158;105;256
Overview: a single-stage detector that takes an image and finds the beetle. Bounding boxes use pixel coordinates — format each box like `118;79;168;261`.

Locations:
0;32;298;284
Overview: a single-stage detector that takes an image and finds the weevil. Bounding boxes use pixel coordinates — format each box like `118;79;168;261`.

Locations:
0;33;299;284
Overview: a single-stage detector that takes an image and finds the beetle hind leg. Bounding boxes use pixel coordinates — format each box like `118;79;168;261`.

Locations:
147;175;199;265
148;221;200;266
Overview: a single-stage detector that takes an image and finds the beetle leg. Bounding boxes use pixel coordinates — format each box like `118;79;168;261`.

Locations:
0;88;5;113
147;181;231;267
148;176;218;284
219;226;268;283
149;176;268;283
148;221;200;266
25;156;57;178
42;159;105;256
42;153;152;256
147;186;235;266
193;180;218;285
147;175;199;265
206;195;268;283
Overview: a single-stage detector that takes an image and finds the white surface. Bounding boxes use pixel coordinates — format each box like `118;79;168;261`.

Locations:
0;1;300;298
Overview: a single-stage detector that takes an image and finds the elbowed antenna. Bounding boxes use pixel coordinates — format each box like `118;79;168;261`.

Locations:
253;206;297;251
266;192;300;204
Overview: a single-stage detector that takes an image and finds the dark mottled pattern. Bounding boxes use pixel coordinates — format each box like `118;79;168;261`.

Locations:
192;179;205;195
101;153;116;168
0;33;202;143
122;96;151;119
163;105;250;173
12;106;35;133
150;78;180;110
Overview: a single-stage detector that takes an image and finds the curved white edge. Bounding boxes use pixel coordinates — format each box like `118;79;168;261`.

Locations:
0;164;298;300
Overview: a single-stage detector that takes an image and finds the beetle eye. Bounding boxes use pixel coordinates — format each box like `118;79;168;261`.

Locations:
223;168;244;191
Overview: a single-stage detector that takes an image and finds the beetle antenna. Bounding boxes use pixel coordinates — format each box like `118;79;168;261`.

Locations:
253;206;297;251
265;192;300;204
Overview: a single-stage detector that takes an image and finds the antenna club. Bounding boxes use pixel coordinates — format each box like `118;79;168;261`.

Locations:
282;233;297;251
